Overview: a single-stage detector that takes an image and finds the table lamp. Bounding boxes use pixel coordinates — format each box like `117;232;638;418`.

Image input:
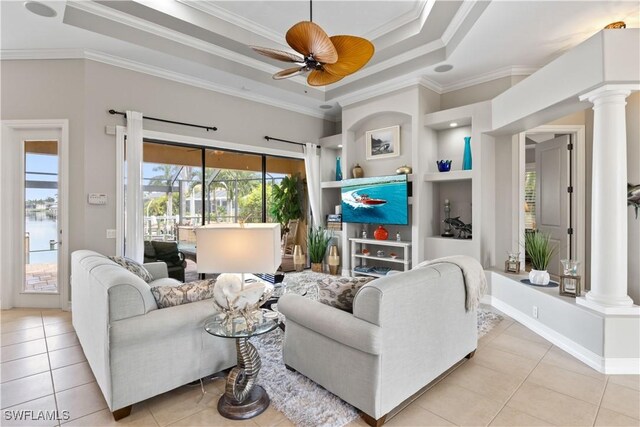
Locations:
196;223;281;329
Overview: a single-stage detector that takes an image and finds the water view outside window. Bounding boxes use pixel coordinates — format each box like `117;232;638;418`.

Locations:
24;140;59;293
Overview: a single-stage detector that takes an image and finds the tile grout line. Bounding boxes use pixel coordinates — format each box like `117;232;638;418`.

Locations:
591;376;610;426
483;330;554;426
42;310;63;427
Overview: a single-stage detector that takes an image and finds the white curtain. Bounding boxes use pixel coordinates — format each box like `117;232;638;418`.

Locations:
304;143;321;227
125;110;144;262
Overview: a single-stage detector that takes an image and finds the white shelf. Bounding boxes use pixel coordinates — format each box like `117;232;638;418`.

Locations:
321;181;343;189
426;236;473;242
354;254;410;265
424;170;472;182
349;238;412;248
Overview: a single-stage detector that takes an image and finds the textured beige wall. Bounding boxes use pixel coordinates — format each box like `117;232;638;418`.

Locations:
1;59;333;258
440;76;514;110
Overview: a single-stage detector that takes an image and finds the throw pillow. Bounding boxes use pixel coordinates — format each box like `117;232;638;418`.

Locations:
148;277;182;288
151;279;216;309
109;256;154;283
317;276;375;312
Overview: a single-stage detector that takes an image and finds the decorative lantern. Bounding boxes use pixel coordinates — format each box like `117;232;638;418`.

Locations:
504;252;521;274
559;259;582;297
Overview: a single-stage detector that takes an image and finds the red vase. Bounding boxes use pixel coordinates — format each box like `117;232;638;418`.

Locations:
374;225;389;240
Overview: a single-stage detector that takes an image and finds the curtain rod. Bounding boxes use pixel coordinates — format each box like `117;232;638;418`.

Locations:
108;109;217;132
264;136;306;147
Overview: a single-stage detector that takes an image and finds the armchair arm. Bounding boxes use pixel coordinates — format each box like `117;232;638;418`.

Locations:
278;294;382;355
177;251;186;262
144;262;168;280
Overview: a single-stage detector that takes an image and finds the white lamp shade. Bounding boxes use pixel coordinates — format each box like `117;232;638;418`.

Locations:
195;223;281;274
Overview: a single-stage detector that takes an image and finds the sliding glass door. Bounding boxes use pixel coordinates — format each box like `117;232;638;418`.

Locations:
142;141;306;280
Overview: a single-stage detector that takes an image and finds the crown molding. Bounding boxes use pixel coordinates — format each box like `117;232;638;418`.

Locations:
441;0;477;45
83;50;335;121
0;48;85;60
1;47;335;122
178;0;428;44
440;66;538;93
66;0;309;87
177;0;285;47
335;72;442;108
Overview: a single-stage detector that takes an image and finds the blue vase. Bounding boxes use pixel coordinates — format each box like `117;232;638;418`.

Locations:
336;156;343;181
462;136;472;170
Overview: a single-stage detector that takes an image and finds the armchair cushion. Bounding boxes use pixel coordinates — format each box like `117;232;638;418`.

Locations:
109;256;153;283
317;276;375;312
151;241;184;266
150;279;215;308
148;277;182;288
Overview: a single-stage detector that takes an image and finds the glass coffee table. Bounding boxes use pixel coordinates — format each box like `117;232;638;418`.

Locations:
204;316;278;420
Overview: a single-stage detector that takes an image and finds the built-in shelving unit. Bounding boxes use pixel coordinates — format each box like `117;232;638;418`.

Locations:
423;170;472;182
349;237;411;278
422;101;493;263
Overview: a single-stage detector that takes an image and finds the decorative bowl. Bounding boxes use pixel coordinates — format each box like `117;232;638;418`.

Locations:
362;249;370;255
436;160;452;172
390;253;398;259
395;165;412;175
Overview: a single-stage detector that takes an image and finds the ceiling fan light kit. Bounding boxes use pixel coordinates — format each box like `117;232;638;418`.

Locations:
251;1;374;87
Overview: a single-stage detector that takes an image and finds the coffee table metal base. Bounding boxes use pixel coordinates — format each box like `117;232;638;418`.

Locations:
218;385;270;420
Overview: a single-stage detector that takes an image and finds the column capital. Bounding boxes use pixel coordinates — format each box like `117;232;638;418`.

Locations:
579;84;638;103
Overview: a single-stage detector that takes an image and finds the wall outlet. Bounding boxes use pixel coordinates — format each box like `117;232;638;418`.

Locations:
532;306;538;318
106;229;116;239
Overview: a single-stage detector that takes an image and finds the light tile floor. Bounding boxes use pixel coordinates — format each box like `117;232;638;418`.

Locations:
1;307;639;427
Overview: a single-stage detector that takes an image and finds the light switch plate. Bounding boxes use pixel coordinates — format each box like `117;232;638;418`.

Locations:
106;229;116;239
88;193;107;205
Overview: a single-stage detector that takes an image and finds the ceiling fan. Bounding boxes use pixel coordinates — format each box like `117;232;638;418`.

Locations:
250;0;375;86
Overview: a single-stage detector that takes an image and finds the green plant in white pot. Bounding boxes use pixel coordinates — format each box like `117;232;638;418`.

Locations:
308;226;332;273
524;231;557;285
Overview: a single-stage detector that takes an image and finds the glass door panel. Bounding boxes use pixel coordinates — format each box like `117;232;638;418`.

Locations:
24;140;59;293
205;150;263;224
265;156;306;254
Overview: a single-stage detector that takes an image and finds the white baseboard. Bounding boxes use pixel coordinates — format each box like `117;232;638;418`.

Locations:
487;295;640;375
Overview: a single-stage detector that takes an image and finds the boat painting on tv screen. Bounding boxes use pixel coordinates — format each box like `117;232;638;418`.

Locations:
341;175;408;225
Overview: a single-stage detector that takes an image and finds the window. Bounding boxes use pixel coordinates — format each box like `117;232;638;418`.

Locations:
524;168;536;230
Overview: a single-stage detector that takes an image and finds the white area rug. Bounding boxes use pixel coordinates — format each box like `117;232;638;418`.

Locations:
251;306;502;427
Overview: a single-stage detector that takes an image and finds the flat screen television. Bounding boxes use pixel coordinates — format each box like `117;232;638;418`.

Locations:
341;175;408;225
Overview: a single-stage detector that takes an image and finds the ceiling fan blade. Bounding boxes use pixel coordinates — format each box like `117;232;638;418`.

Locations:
323;36;375;77
251;46;304;63
273;67;307;80
307;69;344;87
286;21;338;64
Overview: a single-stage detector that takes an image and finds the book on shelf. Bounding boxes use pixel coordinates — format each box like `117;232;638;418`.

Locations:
327;214;342;222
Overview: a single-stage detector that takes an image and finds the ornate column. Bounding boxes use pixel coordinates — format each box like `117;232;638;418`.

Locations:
578;85;636;312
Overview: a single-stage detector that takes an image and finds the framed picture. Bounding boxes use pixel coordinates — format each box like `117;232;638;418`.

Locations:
365;125;400;160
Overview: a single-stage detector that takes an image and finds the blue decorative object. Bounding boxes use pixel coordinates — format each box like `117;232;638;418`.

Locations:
520;279;559;288
335;156;343;181
462;136;472;170
436;160;452;172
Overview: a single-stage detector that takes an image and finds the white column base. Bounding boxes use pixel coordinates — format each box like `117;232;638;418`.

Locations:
576;295;640;315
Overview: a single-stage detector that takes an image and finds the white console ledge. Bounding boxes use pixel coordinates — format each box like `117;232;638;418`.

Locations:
485;269;640;374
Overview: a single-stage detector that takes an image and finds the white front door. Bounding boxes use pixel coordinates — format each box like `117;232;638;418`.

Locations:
1;121;69;309
535;134;570;277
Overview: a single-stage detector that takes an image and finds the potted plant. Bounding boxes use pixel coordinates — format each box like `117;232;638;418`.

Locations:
524;231;557;285
269;174;302;236
308;226;331;273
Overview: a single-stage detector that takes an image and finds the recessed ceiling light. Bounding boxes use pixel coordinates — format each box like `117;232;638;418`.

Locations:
24;1;57;18
319;104;332;110
337;144;343;148
435;64;453;73
449;122;458;127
